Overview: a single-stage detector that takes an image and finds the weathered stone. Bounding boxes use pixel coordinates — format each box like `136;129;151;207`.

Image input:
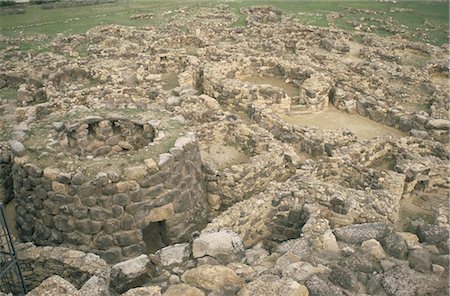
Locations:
44;167;61;181
57;172;72;184
113;193;131;206
144;158;159;174
381;263;444;296
76;219;103;234
427;119;450;130
181;265;244;291
239;275;309;296
416;224;449;252
123;165;147;180
116;181;139;193
156;243;191;267
361;239;386;259
305;276;343;296
9;140;26;157
24;163;42;178
329;265;360;292
163;284;204;296
158;153;175;170
282;261;327;282
383;233;409;259
122;243;146;258
26;275;78;296
79;275;109;296
110;254;152;294
408;248;432;273
334;223;389;244
192;231;244;264
114;230;142;247
122;286;161;296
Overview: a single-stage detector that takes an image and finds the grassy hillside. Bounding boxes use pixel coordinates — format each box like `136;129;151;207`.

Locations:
0;0;448;46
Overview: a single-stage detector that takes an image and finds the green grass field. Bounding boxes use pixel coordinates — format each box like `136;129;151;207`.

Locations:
0;0;448;46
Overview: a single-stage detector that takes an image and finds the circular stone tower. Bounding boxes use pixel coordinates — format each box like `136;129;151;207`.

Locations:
11;108;209;263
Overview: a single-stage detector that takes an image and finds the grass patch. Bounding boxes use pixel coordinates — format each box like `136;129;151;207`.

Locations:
0;87;17;103
0;1;447;45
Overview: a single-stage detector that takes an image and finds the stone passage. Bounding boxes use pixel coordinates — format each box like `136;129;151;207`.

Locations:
10;109;210;263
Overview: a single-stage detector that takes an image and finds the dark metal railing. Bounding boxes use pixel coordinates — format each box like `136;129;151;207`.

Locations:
0;202;26;295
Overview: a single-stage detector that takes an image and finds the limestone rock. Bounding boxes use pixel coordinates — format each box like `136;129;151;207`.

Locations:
192;231;244;264
110;254;152;294
163;284;204;296
305;276;344;296
382;263;445;295
383;233;408;259
416;223;449;252
282;261;329;282
79;276;109;296
408;248;432;273
238;275;308;296
427;119;450;130
334;223;389;244
156;243;191;267
26;275;78;296
181;264;244;291
9;140;26;157
361;239;386;259
276;238;310;258
122;286;161;296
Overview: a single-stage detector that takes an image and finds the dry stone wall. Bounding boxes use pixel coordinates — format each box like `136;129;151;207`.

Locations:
11;115;209;263
16;243;109;291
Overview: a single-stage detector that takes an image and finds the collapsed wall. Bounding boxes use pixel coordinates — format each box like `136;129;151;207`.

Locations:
10;109;210;263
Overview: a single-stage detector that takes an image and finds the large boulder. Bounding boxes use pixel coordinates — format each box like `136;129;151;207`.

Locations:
163;284;204;296
333;223;389;244
408;248;432;273
156;243;191;268
122;286;161;296
238;275;308;296
192;231;245;264
79;276;109;296
305;276;343;296
282;261;329;282
9;140;26;157
181;264;244;291
110;255;152;294
416;224;449;253
26;276;78;296
381;263;445;296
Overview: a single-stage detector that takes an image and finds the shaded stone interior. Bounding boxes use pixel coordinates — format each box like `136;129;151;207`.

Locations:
57;117;156;157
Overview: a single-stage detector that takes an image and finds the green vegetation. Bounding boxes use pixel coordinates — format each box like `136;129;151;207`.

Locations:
0;0;449;46
0;0;447;46
0;87;17;103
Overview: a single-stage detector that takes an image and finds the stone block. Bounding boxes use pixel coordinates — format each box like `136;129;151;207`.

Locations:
114;230;142;247
117;181;140;193
181;265;244;291
123;165;148;180
156;243;191;267
76;219;103;234
192;231;244;265
110;254;152;294
113;193;130;206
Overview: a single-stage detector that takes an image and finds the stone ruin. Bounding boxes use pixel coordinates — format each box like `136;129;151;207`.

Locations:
0;3;448;296
8;109;209;264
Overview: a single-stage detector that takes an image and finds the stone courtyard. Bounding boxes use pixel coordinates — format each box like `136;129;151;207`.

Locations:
0;4;448;296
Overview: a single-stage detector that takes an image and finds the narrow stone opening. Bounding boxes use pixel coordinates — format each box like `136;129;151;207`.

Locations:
142;221;170;254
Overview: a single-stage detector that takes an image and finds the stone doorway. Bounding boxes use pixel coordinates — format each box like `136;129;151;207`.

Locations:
142;221;170;254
